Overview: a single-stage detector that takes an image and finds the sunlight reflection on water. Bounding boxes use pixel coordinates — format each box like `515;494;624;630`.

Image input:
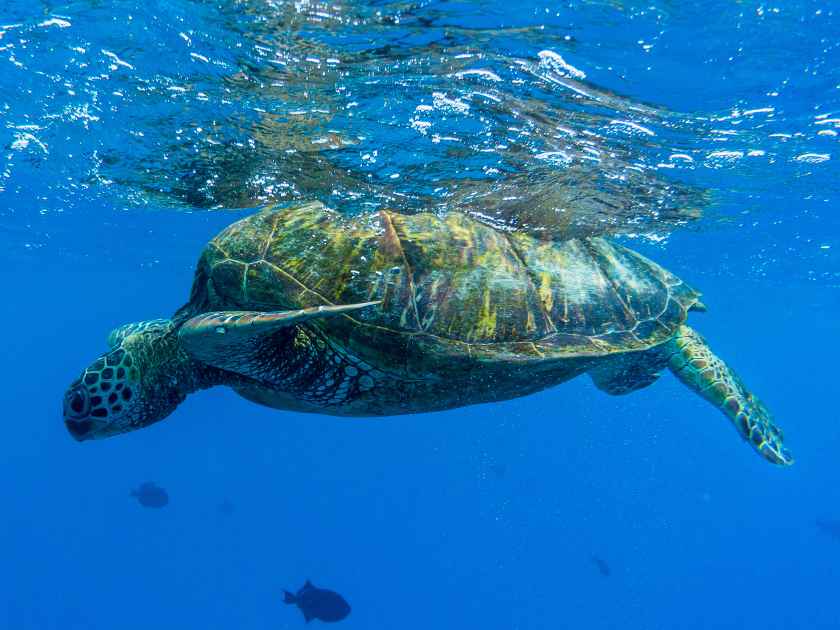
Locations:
0;0;837;282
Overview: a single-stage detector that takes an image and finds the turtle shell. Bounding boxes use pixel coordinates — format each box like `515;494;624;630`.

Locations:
182;202;701;376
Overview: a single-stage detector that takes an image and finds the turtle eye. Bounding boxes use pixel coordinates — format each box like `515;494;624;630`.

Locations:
64;385;90;418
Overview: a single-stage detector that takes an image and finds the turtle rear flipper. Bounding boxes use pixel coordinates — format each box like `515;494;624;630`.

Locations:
178;302;379;381
589;349;668;395
666;325;793;466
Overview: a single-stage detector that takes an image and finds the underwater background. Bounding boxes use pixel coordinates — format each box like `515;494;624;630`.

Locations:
1;1;838;628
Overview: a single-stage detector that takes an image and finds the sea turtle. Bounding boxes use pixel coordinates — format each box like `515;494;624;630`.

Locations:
62;201;792;465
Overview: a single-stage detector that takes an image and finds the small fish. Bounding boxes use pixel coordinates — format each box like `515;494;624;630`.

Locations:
591;554;611;577
130;482;169;508
284;580;351;623
816;519;840;541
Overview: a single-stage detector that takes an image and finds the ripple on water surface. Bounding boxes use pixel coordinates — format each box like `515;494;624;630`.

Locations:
0;0;837;283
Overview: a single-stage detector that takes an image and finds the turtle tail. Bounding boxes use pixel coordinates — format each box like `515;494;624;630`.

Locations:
666;325;793;466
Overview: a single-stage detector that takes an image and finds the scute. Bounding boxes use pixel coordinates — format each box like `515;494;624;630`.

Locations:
387;211;553;342
190;202;701;359
507;232;699;351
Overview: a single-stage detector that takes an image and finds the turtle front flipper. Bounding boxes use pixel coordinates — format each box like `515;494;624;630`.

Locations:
178;302;379;381
666;325;792;466
107;319;173;348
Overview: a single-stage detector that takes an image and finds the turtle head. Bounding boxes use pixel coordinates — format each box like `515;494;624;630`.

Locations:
63;320;187;441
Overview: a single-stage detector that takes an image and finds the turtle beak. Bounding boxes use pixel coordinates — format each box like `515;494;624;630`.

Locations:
66;417;94;441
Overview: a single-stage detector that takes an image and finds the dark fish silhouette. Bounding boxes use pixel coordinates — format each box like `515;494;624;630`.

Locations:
816;519;840;541
284;580;350;623
591;555;611;577
130;482;169;508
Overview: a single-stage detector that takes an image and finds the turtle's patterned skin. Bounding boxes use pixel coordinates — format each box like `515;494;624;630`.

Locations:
63;202;792;466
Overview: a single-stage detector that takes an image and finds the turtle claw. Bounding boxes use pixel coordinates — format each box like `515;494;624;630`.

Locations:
764;444;794;467
744;405;794;466
750;425;794;466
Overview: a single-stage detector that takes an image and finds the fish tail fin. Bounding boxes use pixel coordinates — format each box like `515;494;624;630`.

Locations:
283;590;296;605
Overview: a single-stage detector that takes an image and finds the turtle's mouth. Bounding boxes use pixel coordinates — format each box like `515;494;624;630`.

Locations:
66;417;94;440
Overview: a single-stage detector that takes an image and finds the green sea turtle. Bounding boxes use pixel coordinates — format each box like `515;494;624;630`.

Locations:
62;201;792;465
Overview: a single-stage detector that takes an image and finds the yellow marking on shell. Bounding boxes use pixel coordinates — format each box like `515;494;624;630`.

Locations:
242;263;250;302
348;238;369;270
420;277;444;330
590;241;637;321
538;271;554;313
525;309;536;333
474;288;498;341
503;233;555;335
379;210;421;330
446;216;478;250
260;217;279;258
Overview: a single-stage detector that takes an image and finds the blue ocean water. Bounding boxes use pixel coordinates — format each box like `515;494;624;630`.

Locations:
1;1;838;628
